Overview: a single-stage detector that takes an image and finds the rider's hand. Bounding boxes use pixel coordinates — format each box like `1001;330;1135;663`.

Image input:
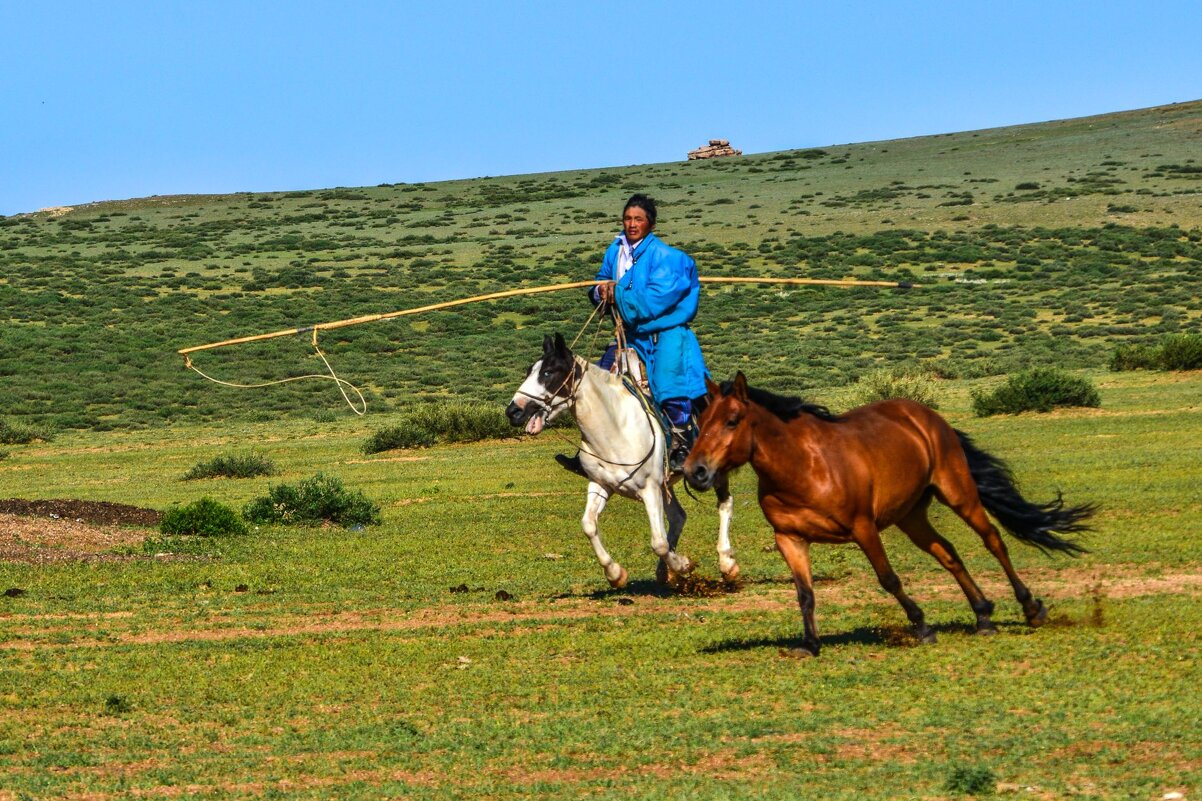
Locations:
595;280;616;306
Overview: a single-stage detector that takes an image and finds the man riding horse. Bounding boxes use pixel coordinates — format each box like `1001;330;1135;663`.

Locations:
559;194;709;475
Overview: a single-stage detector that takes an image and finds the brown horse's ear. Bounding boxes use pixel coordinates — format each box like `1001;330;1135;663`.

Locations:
542;334;554;354
732;371;749;401
705;376;721;399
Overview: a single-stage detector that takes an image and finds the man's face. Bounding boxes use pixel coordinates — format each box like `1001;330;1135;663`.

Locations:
623;206;652;242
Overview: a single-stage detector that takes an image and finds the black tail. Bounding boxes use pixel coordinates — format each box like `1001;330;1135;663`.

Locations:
956;430;1093;556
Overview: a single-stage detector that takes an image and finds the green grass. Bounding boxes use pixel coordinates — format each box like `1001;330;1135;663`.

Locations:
1;369;1200;799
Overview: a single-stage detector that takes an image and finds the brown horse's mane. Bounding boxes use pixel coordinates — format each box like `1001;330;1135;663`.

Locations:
719;381;841;423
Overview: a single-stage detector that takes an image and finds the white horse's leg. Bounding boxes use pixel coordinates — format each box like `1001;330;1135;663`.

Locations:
582;482;626;588
713;473;739;581
641;485;694;579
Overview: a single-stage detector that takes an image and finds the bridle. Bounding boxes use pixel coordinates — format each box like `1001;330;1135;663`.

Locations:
512;355;586;424
525;354;664;492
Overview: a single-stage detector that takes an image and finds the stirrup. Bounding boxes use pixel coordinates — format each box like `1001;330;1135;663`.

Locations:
667;426;696;473
555;452;588;478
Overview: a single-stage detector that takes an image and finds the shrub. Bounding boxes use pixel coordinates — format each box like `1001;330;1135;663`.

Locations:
243;473;381;528
852;365;941;409
944;764;996;795
181;451;277;480
1157;333;1202;370
971;368;1101;416
363;420;436;453
103;695;133;716
0;419;52;445
363;401;512;454
1109;333;1202;372
1108;343;1159;371
1015;182;1040;190
160;497;248;537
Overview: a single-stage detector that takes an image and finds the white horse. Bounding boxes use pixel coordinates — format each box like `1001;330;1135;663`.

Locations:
506;333;738;588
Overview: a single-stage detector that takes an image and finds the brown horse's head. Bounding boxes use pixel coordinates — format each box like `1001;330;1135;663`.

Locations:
684;372;755;491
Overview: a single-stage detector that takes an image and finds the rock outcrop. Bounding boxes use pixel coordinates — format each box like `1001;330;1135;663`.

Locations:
688;139;742;160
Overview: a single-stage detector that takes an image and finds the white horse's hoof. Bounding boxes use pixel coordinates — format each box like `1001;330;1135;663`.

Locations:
665;556;696;585
721;563;741;582
607;566;629;589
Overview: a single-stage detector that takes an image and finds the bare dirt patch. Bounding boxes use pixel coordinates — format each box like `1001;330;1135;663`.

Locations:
0;499;160;527
0;499;160;564
343;456;430;465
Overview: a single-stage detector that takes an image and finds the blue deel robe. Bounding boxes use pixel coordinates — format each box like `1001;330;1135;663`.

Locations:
594;232;709;403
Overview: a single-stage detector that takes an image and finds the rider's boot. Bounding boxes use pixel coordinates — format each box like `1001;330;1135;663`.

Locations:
668;423;697;474
555;452;589;478
661;397;697;474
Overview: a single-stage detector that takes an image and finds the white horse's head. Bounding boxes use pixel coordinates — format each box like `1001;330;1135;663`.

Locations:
506;333;581;435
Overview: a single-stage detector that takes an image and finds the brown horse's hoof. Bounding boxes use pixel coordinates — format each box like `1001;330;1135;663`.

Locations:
975;623;998;636
1026;599;1048;627
607;566;629;589
780;646;817;659
917;629;938;645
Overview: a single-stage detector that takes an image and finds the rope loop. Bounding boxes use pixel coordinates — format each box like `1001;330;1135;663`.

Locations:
183;334;367;415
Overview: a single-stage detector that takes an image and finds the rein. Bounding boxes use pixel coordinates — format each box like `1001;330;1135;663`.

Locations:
539;340;664;493
512;355;584;421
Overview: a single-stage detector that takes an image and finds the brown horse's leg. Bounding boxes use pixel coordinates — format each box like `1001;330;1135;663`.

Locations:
775;533;820;657
854;524;936;644
713;473;739;581
896;507;997;634
939;488;1048;626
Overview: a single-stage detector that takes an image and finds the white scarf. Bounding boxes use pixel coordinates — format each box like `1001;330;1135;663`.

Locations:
615;233;642;281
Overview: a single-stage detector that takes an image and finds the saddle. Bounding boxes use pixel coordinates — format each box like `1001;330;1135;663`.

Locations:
555;346;677;479
612;348;698;474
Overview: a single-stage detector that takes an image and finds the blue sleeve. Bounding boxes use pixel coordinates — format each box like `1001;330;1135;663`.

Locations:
590;242;619;305
595;241;617;282
615;249;698;327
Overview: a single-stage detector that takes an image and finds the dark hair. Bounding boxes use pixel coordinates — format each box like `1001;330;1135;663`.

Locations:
719;381;841;423
623;194;657;227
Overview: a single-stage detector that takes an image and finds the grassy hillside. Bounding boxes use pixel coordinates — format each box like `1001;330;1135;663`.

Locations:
2;100;1200;430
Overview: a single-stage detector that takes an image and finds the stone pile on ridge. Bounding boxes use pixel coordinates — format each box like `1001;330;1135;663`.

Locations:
687;139;742;160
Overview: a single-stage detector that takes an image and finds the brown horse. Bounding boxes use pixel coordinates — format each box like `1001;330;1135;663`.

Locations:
684;372;1093;657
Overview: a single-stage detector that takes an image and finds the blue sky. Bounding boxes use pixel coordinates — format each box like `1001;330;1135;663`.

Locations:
2;1;1199;216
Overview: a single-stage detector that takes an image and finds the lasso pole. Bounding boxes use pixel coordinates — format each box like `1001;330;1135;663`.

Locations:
177;276;917;357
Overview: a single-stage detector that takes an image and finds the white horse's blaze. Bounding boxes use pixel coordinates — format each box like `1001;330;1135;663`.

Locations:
510;339;739;586
510;358;556;434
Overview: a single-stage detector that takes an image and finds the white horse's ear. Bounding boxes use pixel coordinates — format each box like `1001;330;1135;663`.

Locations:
705;376;721;398
554;332;568;354
732;371;749;401
543;334;554;354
